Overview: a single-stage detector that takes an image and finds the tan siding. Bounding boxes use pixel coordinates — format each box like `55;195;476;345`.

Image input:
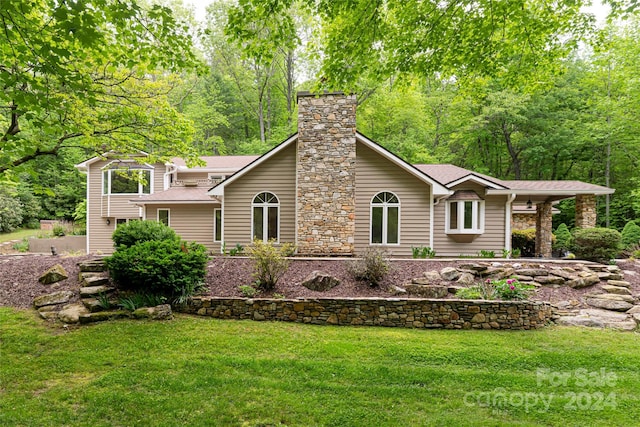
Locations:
176;171;209;180
86;160;164;254
146;205;220;253
433;183;508;256
224;144;296;247
355;143;431;257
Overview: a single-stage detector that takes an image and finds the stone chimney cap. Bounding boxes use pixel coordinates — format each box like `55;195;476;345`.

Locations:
296;90;349;100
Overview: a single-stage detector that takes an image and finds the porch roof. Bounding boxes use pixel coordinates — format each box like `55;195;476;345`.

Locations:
130;186;218;205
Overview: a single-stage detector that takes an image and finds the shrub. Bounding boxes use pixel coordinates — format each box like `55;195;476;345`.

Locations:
348;247;390;287
106;240;208;304
111;220;179;249
411;246;436;259
553;223;572;253
456;278;534;301
570;227;622;262
238;284;258;297
512;228;536;257
455;287;483;299
52;224;66;237
478;250;495;258
0;193;23;233
621;221;640;249
12;238;29;252
246;239;295;290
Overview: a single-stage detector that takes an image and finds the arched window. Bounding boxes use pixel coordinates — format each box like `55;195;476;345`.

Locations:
370;191;400;245
252;192;279;241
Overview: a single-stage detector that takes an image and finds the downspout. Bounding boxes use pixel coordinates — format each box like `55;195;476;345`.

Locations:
505;194;516;257
431;195;449;251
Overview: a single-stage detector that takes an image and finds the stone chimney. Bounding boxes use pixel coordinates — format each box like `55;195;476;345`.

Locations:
296;91;357;255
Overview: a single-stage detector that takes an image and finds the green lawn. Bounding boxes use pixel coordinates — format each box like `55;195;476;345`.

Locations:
0;228;42;243
1;308;639;427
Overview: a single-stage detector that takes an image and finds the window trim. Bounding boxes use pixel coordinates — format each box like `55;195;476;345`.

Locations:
445;199;485;234
369;191;401;245
251;191;280;242
101;166;153;196
157;209;170;227
213;208;222;242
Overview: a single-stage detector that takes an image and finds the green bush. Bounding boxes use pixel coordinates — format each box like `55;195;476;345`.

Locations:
246;239;295;290
111;220;179;249
621;220;640;249
348;247;390;287
512;228;536;257
570;227;622;262
553;223;572;253
0;193;23;233
411;246;436;259
106;240;208;304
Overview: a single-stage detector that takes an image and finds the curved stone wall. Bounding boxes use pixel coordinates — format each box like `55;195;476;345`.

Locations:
180;297;553;330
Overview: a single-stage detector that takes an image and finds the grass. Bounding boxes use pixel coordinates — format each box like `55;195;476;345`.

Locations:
1;307;639;426
0;228;42;243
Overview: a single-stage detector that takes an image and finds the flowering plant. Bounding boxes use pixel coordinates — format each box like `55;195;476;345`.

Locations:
490;277;535;300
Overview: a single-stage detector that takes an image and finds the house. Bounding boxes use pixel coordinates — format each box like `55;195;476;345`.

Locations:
76;92;613;257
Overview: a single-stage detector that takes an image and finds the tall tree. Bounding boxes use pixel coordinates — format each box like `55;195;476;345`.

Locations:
0;0;202;176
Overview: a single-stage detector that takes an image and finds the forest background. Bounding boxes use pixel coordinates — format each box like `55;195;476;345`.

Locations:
1;0;639;233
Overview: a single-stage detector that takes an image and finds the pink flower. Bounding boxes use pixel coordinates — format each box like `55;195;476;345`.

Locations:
507;279;514;285
510;285;515;290
486;279;491;283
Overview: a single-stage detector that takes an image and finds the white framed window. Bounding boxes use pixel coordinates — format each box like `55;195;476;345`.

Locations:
115;218;141;227
214;208;222;242
157;209;170;226
252;192;279;242
446;199;485;234
370;191;400;245
102;167;152;195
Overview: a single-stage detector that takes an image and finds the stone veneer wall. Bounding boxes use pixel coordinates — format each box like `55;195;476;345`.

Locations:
535;202;553;258
296;92;357;255
181;297;553;330
512;213;537;231
575;194;597;229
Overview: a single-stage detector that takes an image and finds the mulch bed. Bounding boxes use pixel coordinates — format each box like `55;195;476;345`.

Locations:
1;254;639;310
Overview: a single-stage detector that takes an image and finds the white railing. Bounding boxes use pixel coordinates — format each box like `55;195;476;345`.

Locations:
172;179;222;187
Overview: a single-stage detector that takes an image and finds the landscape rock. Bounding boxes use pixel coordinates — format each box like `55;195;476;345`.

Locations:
389;285;407;295
607;280;631;288
585;297;634;312
411;277;431;285
78;310;130;324
77;259;107;273
33;290;74;308
567;274;600;289
133;304;173;320
600;285;632;295
423;271;442;282
81;274;110;287
79;285;116;298
457;263;488;272
626;305;640;315
515;268;549;277
556;309;636;330
301;271;341;292
38;264;69;285
456;272;475;286
440;267;461;281
598;272;624;281
548;269;576;280
58;303;89;323
404;284;448;298
586;293;635;303
535;276;566;286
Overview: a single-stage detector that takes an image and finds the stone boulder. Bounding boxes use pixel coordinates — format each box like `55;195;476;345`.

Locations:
38;264;68;285
515;268;549;277
567;274;600;289
389;285;407;295
601;285;632;295
33;290;74;308
132;304;173;320
58;303;89;324
456;272;475;287
301;271;340;292
535;276;566;286
78;310;130;324
81;274;110;287
585;297;634;312
423;271;442;282
404;284;448;298
78;259;107;273
608;280;631;288
80;285;116;298
440;267;461;281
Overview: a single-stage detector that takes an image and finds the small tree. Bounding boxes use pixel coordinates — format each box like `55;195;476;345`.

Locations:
570;228;622;263
347;247;390;287
246;239;295;291
0;192;23;232
553;223;572;254
621;221;640;249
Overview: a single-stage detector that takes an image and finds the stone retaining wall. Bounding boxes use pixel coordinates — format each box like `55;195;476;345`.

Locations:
181;297;553;330
29;236;86;254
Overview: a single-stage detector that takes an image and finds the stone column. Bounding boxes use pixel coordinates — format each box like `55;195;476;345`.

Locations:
535;202;553;258
575;194;597;229
296;92;357;255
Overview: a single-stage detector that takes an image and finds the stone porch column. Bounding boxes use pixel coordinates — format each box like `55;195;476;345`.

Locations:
535;202;553;258
575;194;597;228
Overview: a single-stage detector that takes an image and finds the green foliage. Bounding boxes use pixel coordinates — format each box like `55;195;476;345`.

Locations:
119;293;167;311
111;220;179;249
512;228;536;257
0;192;23;233
12;238;29;253
96;293;113;310
348;248;390;287
246;239;294;290
411;245;436;259
228;243;245;256
570;228;622;262
51;224;66;237
73;200;87;227
106;240;208;304
553;223;572;253
478;250;495;258
457;278;534;301
621;221;640;249
238;285;258;298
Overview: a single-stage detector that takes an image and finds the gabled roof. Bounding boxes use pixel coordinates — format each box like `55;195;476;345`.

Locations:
414;164;508;189
208;132;452;197
75;151;149;171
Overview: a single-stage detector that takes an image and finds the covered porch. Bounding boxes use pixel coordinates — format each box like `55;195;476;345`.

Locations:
488;182;615;258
